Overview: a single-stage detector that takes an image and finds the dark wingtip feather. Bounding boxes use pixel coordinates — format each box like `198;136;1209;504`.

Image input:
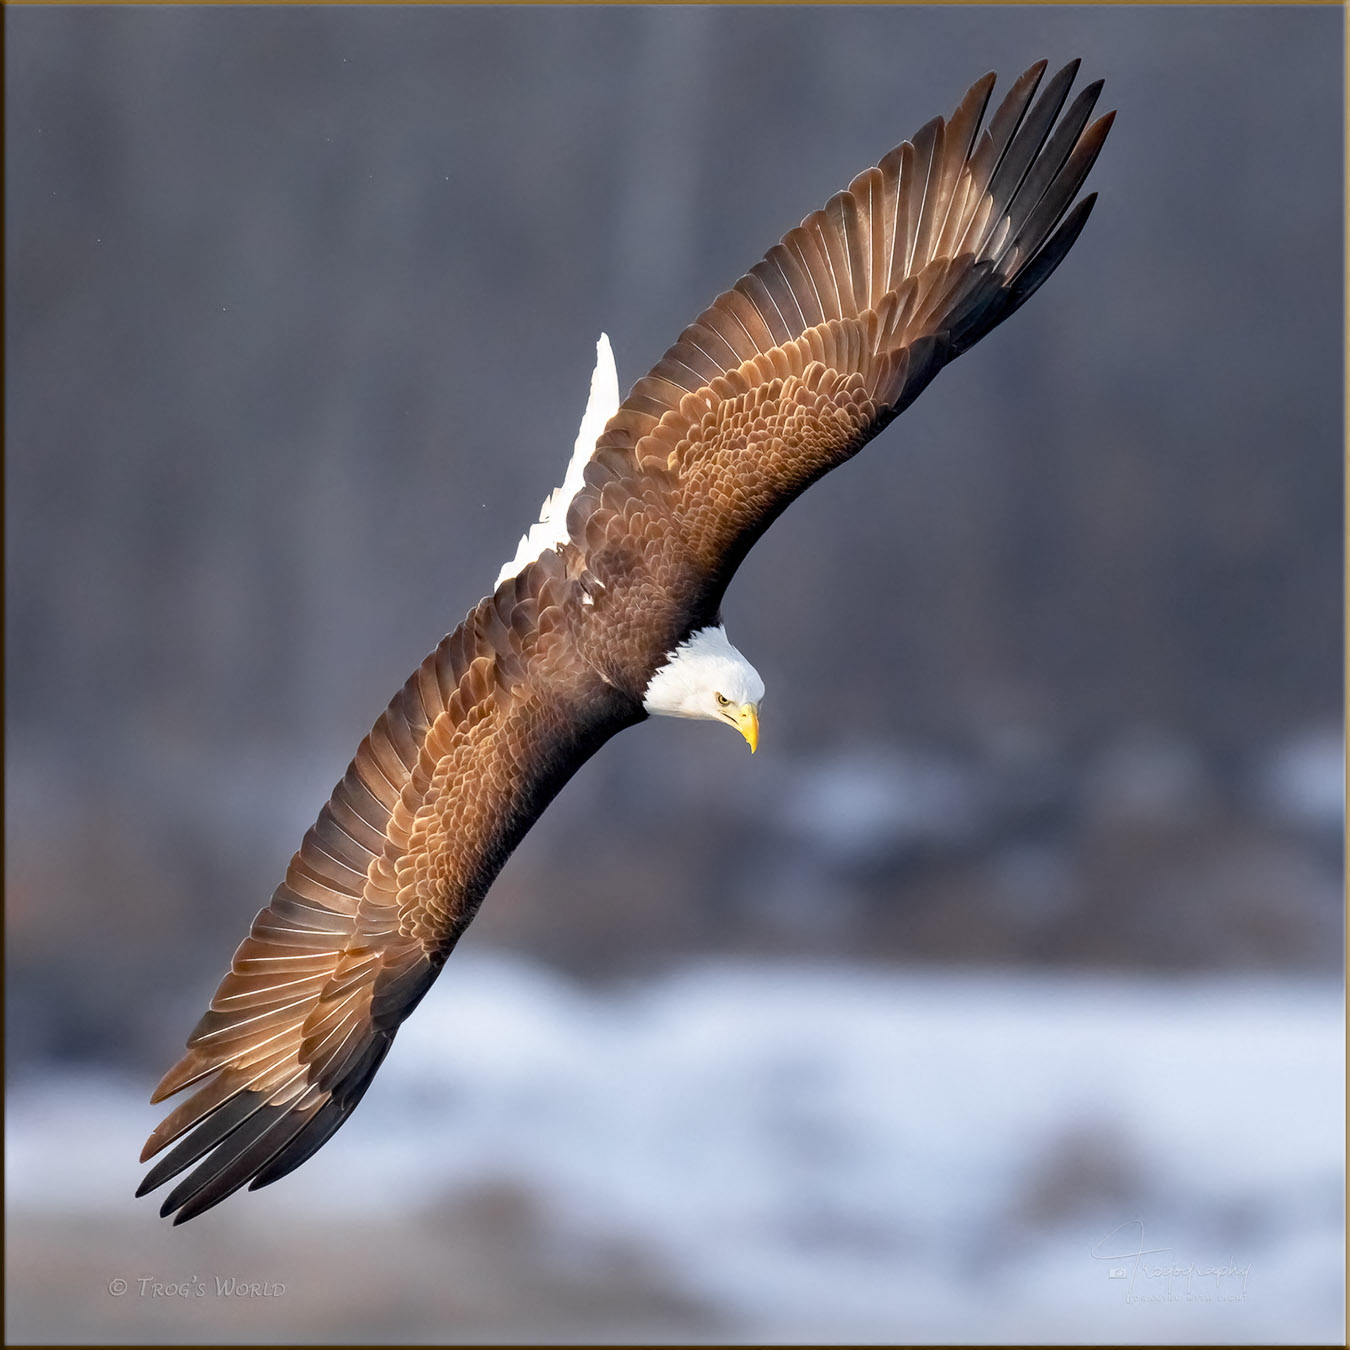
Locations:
1004;192;1099;318
1055;56;1082;84
156;1101;312;1223
138;1089;272;1197
247;1098;352;1191
138;1029;394;1221
986;59;1080;220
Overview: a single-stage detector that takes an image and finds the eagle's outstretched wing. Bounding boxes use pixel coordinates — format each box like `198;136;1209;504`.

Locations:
138;554;637;1223
564;60;1111;622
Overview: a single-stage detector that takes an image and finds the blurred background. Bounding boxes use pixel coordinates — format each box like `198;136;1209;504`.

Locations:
5;5;1343;1343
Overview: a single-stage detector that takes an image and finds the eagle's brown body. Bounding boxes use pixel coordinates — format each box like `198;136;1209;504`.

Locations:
140;60;1112;1222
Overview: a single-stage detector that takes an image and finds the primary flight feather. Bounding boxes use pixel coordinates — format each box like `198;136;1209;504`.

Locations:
140;59;1113;1222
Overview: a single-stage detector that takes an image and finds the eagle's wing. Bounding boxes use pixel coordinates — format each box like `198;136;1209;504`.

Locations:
566;61;1111;617
138;555;632;1223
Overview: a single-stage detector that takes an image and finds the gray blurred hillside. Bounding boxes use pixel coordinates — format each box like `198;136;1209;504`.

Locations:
5;7;1343;1070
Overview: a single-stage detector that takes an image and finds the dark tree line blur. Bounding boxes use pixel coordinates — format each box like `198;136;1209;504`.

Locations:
6;6;1343;1070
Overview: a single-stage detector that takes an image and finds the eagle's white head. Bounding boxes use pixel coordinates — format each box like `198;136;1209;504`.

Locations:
641;625;764;752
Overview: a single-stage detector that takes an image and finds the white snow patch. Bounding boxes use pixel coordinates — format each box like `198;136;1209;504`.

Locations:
10;958;1343;1342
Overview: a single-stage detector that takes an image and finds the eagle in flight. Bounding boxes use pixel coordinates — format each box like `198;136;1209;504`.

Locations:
140;60;1112;1222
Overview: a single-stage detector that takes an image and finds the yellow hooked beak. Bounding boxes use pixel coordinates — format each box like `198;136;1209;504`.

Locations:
735;703;760;754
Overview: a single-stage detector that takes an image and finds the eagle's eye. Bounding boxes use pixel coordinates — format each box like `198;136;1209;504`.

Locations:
715;692;730;708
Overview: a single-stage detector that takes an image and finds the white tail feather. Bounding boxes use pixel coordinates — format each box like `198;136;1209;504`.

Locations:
495;333;621;588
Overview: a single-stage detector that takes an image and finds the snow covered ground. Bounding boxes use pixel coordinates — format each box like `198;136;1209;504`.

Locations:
8;956;1344;1343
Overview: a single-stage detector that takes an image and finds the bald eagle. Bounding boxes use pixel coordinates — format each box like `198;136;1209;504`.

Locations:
139;60;1112;1222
